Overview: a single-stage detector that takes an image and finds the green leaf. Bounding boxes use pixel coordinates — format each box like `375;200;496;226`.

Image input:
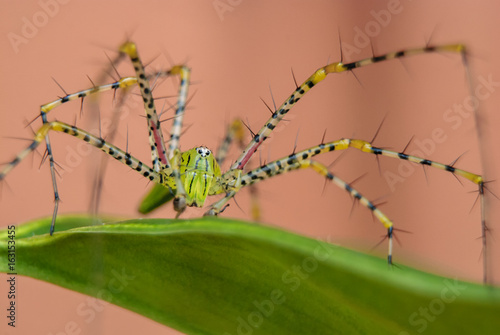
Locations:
1;215;499;335
138;183;175;214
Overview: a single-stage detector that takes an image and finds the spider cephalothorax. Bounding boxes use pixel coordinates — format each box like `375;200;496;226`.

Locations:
177;146;222;207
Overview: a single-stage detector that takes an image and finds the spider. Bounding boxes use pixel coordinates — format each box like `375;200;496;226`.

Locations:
0;41;485;275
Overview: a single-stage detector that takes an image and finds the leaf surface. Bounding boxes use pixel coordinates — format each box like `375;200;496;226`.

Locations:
1;215;499;334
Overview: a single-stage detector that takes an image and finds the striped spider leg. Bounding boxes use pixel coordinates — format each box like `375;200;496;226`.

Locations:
202;43;485;276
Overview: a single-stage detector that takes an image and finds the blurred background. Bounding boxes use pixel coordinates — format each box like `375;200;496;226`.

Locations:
1;0;499;334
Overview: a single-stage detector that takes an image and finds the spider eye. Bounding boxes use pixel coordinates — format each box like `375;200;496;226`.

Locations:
196;147;211;157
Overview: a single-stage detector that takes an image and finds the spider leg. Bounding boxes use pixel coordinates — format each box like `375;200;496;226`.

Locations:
209;155;394;263
215;119;246;165
347;137;486;281
347;138;483;185
87;49;133;216
215;119;261;221
120;42;186;213
166;65;190;158
150;64;191;213
89;87;134;216
211;137;483;215
0;121;161;235
119;42;170;171
39;77;138;120
208;135;484;263
134;63;191;214
231;44;466;171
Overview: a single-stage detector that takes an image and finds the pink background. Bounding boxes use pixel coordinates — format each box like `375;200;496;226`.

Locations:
1;0;500;334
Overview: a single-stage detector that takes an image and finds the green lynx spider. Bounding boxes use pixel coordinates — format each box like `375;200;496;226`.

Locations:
0;42;486;280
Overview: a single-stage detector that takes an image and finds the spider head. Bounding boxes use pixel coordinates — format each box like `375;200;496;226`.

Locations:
196;146;211;158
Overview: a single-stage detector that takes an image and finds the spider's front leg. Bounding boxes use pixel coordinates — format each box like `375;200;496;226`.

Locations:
231;44;466;171
120;42;192;218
